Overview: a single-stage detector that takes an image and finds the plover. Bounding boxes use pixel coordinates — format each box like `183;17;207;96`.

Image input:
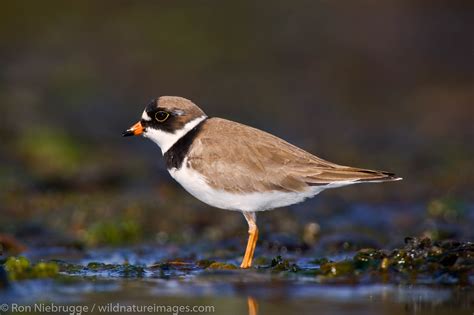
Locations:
123;96;401;268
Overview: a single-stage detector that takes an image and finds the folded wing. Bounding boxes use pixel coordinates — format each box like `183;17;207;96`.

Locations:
187;118;400;193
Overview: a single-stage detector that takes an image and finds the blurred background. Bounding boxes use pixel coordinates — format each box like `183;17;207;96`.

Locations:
0;1;473;257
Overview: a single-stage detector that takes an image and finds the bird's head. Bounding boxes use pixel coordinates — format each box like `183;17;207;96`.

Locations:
123;96;207;154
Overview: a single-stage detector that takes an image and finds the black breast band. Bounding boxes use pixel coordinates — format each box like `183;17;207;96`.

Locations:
164;118;207;170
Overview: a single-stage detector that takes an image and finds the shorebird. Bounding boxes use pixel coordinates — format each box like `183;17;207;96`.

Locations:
123;96;401;268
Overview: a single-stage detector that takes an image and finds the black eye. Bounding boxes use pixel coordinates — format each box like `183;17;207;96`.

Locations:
155;111;169;122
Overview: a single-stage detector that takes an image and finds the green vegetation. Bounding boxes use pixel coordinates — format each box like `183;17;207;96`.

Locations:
267;256;299;272
4;256;59;281
83;219;142;246
17;128;86;178
207;262;238;270
427;198;467;221
288;238;472;285
1;238;472;287
84;262;146;278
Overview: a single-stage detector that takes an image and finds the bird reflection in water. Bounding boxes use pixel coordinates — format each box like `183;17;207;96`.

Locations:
247;296;259;315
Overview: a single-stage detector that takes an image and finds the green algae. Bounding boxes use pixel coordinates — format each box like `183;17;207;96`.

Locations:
268;256;300;272
207;262;238;270
84;262;146;277
4;256;59;281
238;238;474;284
252;256;271;267
150;261;197;272
316;237;474;284
1;237;472;285
311;257;330;265
151;260;238;271
54;260;84;274
196;259;215;268
320;260;355;277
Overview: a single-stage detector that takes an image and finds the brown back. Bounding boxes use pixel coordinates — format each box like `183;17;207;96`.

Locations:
187;118;398;193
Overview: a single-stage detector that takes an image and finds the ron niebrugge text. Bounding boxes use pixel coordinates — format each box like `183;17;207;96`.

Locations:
5;303;215;314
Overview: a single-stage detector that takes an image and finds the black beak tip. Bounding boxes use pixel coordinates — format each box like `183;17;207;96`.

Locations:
122;130;134;137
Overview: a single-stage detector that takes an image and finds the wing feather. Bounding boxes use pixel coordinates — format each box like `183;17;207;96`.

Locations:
187;118;399;193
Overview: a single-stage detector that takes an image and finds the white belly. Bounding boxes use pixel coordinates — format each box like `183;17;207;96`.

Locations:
168;160;330;212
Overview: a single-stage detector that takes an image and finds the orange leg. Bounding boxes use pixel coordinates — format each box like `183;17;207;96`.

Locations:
247;296;259;315
240;212;258;269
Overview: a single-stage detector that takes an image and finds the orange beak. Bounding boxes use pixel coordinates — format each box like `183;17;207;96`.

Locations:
122;121;144;137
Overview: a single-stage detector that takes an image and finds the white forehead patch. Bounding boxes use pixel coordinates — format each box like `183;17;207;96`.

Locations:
141;110;152;121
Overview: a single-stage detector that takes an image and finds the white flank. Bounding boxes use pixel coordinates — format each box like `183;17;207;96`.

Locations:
143;115;207;154
169;160;360;212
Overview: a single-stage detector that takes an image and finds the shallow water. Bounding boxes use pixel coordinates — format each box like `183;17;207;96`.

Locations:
1;244;473;315
2;274;473;315
1;198;473;315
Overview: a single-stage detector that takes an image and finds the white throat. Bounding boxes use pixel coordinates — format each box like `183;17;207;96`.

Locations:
143;115;207;154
